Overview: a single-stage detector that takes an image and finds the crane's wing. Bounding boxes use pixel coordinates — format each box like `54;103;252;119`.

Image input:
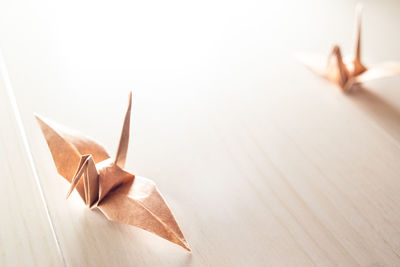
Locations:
98;176;190;251
35;114;110;199
355;62;400;84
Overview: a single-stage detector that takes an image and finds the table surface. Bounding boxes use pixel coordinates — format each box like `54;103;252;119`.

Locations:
1;0;400;266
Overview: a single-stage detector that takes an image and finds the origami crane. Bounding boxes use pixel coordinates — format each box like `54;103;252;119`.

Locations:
35;92;190;251
298;5;400;91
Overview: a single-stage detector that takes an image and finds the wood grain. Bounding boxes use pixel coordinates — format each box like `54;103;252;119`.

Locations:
1;0;400;266
0;56;63;266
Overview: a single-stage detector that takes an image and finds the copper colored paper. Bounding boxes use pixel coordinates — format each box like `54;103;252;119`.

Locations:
298;5;400;91
35;92;190;251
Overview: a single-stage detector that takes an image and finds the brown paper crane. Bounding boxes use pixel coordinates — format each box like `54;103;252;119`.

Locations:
298;5;400;91
35;92;190;251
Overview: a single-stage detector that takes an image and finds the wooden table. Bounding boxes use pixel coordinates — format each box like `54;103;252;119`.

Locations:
1;0;400;266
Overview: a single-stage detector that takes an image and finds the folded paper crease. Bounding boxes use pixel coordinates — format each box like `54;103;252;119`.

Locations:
35;92;190;251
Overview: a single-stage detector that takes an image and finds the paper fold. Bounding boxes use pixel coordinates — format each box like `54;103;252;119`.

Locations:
35;92;190;251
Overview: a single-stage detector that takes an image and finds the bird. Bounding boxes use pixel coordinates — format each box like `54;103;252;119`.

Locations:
297;4;400;91
35;92;190;251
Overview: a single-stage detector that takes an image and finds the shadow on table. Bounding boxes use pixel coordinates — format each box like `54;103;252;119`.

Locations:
349;85;400;142
67;208;192;266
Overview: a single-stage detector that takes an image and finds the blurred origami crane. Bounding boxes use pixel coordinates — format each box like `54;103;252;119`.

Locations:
35;92;190;251
298;5;400;91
